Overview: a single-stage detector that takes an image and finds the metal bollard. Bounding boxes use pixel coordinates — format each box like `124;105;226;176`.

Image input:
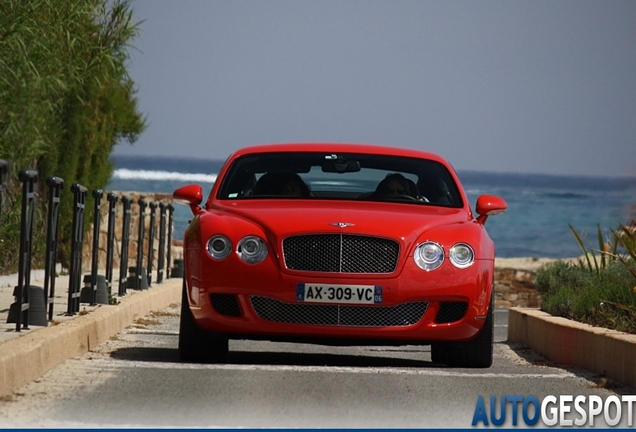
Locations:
166;204;174;279
118;195;132;296
105;193;118;298
135;197;147;290
15;170;38;331
44;177;64;321
89;189;103;305
0;159;8;229
146;201;157;287
67;183;87;315
156;202;167;284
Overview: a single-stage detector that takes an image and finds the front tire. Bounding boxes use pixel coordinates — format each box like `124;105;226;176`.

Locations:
179;279;229;363
430;343;446;364
435;292;494;368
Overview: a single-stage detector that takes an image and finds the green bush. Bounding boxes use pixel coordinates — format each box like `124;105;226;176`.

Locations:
535;260;591;297
537;223;636;334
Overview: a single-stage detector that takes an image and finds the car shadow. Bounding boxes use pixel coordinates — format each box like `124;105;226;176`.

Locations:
108;346;442;369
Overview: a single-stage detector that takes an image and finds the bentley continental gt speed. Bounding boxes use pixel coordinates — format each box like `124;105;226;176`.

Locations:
173;143;507;368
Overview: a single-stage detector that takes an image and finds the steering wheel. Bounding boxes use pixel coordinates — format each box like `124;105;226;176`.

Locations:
387;194;430;203
387;194;420;202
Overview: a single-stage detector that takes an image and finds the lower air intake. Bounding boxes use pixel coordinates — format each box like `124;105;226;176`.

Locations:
211;294;242;317
435;302;468;323
250;296;428;327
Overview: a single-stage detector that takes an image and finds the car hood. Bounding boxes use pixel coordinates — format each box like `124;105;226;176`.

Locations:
213;200;471;243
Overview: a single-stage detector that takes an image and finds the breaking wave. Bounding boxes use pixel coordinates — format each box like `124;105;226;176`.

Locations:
113;169;217;183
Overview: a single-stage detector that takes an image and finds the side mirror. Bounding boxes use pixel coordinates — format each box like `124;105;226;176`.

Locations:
475;194;507;225
174;184;203;214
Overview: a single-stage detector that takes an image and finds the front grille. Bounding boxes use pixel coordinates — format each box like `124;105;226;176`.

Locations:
435;301;468;323
283;234;400;273
250;296;428;327
211;294;242;317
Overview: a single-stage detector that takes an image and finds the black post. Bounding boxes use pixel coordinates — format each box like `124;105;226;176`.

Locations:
135;197;147;290
67;183;87;315
118;196;132;296
89;189;103;305
0;159;8;229
146;201;157;287
157;202;167;284
166;204;174;279
15;170;38;331
45;177;64;321
105;193;118;298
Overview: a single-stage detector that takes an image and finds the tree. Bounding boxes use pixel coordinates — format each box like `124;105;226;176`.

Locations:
0;0;146;273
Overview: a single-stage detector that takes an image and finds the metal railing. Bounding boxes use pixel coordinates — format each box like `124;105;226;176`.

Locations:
44;177;64;320
15;170;38;331
0;162;176;330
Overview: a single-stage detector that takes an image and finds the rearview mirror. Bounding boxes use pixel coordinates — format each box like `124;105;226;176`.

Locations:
321;159;361;173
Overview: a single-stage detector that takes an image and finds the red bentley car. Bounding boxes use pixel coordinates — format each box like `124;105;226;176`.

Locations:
174;143;507;367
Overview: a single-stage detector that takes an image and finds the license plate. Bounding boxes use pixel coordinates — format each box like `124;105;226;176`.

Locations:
296;283;382;304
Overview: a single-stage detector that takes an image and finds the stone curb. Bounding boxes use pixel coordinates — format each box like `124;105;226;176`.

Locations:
0;278;182;397
508;307;636;389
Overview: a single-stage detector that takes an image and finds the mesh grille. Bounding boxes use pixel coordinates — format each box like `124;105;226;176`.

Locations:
211;294;242;317
283;234;399;273
435;301;468;323
250;296;428;327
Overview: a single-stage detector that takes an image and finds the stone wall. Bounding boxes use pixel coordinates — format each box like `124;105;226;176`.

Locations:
494;268;542;308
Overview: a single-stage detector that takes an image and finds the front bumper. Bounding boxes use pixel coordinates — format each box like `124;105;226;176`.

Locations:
185;259;494;344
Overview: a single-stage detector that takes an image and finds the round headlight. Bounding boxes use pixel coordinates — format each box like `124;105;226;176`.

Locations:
237;236;268;264
414;241;444;271
449;243;474;268
207;235;232;260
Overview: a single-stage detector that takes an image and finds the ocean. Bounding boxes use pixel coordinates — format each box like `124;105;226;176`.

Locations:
107;155;636;259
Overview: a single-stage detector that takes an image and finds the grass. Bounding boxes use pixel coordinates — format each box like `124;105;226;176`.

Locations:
536;221;636;334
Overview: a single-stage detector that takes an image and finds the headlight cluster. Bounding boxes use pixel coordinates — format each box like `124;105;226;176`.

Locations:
413;241;474;271
206;235;268;264
207;235;232;260
413;241;444;271
237;236;268;264
449;243;474;268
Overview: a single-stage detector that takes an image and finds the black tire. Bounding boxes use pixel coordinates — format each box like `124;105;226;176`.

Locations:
179;279;229;363
430;343;446;364
442;292;494;368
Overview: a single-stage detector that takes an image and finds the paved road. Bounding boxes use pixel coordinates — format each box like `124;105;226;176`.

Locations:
0;307;631;428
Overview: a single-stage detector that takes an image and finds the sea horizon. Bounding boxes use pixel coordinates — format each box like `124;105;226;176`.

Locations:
107;154;636;259
111;153;636;181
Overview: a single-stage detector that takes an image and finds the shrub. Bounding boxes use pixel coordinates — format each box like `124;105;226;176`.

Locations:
536;223;636;334
535;260;590;297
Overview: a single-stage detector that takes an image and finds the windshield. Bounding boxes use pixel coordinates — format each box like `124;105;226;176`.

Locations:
217;152;463;207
